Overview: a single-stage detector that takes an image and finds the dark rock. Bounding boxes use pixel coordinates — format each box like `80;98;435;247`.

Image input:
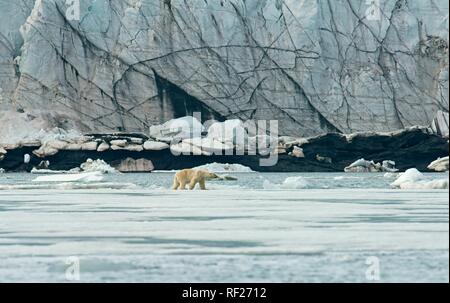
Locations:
113;158;154;173
1;128;448;173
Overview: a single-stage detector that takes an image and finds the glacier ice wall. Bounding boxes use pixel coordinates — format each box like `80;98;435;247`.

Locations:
0;0;448;139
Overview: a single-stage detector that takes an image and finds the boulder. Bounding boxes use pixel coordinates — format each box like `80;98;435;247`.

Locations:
64;143;82;151
129;137;144;145
20;140;41;147
81;142;98;151
33;146;59;158
97;142;110;152
143;141;170;151
1;144;19;150
110;139;127;147
170;142;211;156
115;158;154;173
124;144;144;152
110;144;144;152
46;140;68;150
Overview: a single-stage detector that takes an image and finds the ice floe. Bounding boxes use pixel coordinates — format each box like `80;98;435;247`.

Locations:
344;158;398;173
0;182;136;191
80;159;117;174
194;163;254;173
383;172;399;179
281;176;310;189
391;168;449;190
31;168;81;174
33;171;104;183
263;176;309;190
427;156;449;172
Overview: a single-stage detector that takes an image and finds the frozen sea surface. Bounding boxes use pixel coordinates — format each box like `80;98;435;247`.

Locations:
0;173;448;282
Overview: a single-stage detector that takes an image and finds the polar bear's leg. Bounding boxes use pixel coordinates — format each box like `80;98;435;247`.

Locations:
199;179;206;190
189;179;198;190
172;177;180;190
179;180;187;190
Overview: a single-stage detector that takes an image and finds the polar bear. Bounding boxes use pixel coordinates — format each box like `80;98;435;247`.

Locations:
172;169;219;190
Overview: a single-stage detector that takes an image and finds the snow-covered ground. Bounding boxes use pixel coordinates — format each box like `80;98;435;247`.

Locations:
0;173;448;282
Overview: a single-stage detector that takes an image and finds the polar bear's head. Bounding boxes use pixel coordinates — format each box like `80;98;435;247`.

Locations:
200;170;219;180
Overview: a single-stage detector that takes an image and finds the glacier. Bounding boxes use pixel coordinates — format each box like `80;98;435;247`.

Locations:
0;0;448;139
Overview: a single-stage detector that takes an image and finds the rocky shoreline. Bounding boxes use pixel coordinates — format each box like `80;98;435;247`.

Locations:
1;126;448;173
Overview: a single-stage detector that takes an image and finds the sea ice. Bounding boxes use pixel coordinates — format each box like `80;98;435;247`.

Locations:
391;168;449;189
263;176;309;189
32;171;104;183
281;176;309;189
80;159;117;174
391;169;426;187
384;172;399;179
194;163;254;173
31;168;81;174
396;179;449;190
0;182;136;190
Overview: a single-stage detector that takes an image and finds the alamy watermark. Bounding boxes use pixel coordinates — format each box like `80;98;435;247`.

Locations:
66;0;80;21
365;256;381;281
65;256;81;281
365;0;382;21
155;112;280;167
